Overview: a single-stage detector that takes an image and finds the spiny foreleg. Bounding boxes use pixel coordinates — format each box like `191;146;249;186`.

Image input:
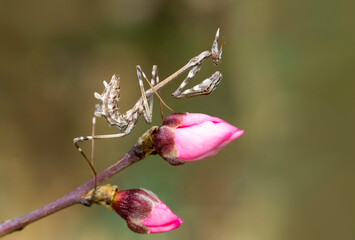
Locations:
136;65;159;124
172;28;223;98
173;71;222;98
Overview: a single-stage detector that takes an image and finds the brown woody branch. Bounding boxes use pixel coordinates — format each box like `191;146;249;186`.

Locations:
0;127;157;237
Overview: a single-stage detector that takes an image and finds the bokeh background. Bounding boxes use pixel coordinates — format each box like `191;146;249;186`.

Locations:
0;0;354;239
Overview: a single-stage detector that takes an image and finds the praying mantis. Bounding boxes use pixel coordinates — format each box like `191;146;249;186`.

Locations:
74;29;223;187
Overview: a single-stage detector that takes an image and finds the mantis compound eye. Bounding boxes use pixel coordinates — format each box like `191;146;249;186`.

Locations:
212;28;223;65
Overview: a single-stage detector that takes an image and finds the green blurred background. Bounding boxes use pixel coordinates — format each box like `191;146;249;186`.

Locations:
0;0;354;239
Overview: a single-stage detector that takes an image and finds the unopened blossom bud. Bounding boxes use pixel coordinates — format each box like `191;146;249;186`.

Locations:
154;113;244;165
111;188;183;234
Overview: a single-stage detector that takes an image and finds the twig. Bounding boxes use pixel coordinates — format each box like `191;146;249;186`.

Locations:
0;127;157;237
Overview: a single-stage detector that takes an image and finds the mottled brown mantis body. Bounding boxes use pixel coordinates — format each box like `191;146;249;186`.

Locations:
74;29;223;186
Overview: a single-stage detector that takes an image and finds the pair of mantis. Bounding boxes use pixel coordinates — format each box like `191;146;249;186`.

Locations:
74;29;223;186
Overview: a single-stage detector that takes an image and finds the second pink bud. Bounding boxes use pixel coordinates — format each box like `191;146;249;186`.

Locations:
111;189;183;234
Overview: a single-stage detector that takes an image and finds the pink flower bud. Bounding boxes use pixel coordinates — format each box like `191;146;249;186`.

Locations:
111;189;183;234
154;113;244;165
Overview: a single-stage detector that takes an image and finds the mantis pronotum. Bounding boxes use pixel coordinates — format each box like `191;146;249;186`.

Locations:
74;29;223;187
